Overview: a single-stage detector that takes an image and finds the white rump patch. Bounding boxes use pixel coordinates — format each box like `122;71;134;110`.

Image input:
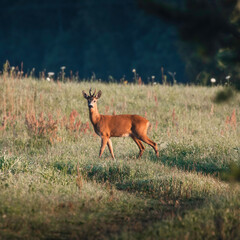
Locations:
121;133;129;137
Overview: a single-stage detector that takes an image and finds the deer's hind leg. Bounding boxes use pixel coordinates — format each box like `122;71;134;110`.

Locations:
133;122;159;157
139;135;159;157
131;135;145;158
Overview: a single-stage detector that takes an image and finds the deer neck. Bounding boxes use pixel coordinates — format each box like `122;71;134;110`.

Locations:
89;106;101;125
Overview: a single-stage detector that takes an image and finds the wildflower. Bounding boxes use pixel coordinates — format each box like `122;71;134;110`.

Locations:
46;77;51;81
152;76;155;80
124;80;128;85
132;69;136;73
210;78;216;83
11;67;15;70
60;66;66;70
226;75;231;80
153;82;157;85
48;72;54;77
138;77;142;85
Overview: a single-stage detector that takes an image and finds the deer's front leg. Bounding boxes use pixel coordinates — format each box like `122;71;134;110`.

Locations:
99;136;108;157
107;139;115;159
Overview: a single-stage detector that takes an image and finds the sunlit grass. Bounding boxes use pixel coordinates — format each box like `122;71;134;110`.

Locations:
0;75;240;239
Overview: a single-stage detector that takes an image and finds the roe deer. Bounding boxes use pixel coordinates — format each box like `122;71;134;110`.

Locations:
82;88;159;159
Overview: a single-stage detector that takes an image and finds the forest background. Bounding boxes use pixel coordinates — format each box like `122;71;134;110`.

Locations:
1;0;239;87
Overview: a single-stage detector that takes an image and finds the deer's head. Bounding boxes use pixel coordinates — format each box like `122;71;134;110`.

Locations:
82;88;102;109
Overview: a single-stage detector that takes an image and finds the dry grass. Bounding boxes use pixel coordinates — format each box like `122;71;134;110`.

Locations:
0;74;240;239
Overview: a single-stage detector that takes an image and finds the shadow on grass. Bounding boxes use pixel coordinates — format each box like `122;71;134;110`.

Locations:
42;199;204;240
43;175;205;240
82;163;132;182
151;144;231;175
116;179;202;199
158;154;228;174
49;158;208;239
81;162;205;204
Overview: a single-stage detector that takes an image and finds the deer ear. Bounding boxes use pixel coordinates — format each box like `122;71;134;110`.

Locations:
96;90;102;99
82;90;88;99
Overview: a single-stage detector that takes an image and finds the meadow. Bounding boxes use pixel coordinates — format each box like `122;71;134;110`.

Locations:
0;74;239;239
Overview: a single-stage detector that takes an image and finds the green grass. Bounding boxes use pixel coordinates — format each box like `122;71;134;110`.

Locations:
0;76;240;239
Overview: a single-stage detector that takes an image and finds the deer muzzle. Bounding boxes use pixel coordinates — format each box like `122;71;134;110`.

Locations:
88;103;94;108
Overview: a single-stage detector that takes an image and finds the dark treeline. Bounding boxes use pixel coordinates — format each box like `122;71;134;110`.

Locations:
0;0;186;82
139;0;240;89
1;0;239;86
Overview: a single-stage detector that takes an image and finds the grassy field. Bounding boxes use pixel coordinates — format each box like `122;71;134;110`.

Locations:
0;75;240;239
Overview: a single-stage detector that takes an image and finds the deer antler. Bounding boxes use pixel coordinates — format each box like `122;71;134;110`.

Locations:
89;88;96;97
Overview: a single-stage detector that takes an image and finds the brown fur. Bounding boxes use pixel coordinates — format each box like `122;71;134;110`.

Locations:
83;89;159;159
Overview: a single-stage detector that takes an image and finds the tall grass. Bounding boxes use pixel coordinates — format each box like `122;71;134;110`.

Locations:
0;75;240;239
